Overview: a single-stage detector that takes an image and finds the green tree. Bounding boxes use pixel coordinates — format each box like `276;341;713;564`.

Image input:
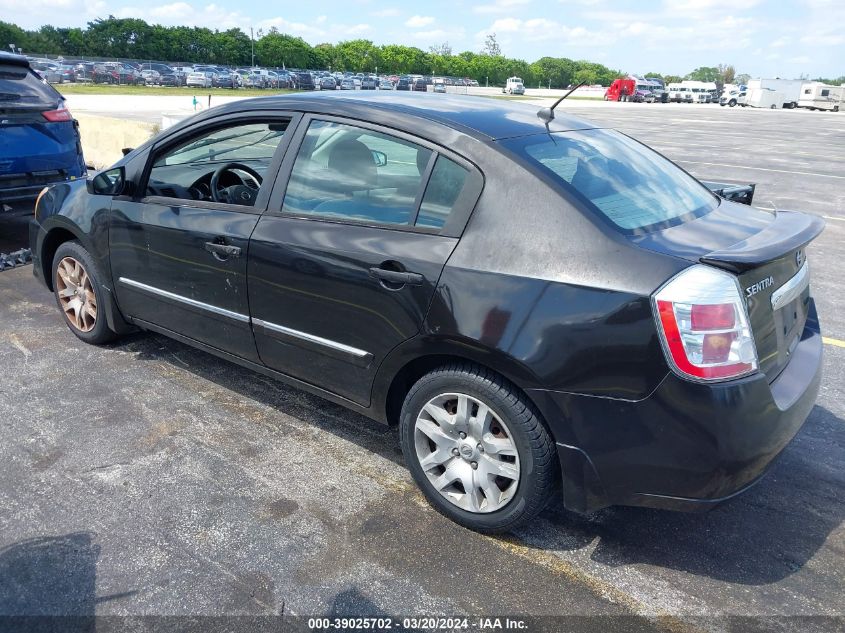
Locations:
0;21;31;54
685;66;720;82
334;39;380;73
482;33;501;56
719;63;736;85
256;30;315;68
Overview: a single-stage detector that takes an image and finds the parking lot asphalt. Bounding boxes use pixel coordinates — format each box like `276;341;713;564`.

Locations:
0;101;843;631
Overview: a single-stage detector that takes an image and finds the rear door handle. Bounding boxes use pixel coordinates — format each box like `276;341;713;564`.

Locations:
204;241;241;259
369;267;424;286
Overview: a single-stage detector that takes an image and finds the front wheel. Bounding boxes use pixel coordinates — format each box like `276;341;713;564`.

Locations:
400;364;557;533
51;241;117;345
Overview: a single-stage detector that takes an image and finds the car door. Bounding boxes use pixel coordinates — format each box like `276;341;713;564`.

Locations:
248;115;483;405
109;112;300;362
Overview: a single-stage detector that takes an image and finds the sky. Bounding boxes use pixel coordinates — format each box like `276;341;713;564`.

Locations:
2;0;843;78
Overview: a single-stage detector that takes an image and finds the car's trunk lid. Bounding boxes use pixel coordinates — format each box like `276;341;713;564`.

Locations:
631;202;824;382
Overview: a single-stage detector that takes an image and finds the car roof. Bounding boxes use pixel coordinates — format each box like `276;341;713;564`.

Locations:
226;92;600;140
0;52;31;68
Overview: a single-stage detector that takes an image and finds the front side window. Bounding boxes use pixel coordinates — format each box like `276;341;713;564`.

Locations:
503;128;718;233
281;120;433;227
146;120;288;205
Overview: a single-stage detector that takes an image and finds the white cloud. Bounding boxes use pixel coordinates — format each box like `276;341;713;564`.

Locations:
478;17;607;45
473;0;530;15
404;15;435;28
147;1;192;19
409;26;466;43
663;0;761;11
371;7;400;17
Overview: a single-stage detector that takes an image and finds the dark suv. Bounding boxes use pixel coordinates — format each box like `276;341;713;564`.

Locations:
30;93;823;533
296;72;316;90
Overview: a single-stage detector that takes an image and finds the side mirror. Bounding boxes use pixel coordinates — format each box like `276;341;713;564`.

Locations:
371;150;387;167
87;166;127;196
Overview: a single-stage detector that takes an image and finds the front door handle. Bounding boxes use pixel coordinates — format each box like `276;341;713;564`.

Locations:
204;241;241;260
369;267;424;287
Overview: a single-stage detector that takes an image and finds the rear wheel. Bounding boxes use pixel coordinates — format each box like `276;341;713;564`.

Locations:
51;241;117;345
400;364;557;533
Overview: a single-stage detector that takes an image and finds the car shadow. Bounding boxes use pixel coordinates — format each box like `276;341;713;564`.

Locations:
526;404;845;586
115;332;844;588
115;332;406;467
0;532;98;631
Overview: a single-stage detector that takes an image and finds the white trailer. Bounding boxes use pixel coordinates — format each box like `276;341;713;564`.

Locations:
746;78;803;108
798;82;844;112
745;87;784;109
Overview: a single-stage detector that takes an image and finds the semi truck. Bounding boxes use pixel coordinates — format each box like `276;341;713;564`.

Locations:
667;81;717;103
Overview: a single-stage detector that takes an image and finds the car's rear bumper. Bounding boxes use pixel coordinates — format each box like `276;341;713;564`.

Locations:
0;174;83;202
531;303;823;513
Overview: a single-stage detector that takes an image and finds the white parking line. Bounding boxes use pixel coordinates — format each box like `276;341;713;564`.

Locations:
823;215;845;222
675;160;845;180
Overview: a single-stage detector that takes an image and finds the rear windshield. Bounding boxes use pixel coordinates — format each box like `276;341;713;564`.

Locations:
502;129;718;233
0;64;60;108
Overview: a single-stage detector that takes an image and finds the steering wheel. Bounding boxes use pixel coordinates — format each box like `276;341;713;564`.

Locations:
210;162;263;205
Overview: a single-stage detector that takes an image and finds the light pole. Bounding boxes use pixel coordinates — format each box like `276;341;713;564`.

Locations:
250;27;255;68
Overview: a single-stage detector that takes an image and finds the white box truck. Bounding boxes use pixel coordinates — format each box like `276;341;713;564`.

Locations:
746;79;803;108
798;82;844;112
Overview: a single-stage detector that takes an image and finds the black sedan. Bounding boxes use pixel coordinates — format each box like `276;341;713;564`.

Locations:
30;93;823;533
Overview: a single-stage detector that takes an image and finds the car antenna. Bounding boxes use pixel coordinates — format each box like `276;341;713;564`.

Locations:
537;81;587;122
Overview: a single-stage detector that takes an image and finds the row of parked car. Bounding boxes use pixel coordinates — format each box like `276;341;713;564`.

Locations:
25;57;480;93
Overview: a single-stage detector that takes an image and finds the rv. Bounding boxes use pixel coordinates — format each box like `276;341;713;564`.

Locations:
798;82;844;112
668;81;717;103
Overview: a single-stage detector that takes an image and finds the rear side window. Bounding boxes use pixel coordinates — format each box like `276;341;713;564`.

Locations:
0;64;60;107
503;129;718;233
417;156;468;229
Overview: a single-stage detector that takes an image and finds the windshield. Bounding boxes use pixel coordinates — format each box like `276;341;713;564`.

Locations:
502;129;719;234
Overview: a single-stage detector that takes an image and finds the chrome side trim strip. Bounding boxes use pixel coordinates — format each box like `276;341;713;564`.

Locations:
118;277;249;323
771;263;809;312
252;318;369;358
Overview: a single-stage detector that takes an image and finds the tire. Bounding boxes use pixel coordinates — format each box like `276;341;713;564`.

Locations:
728;99;736;107
51;241;117;345
399;363;557;533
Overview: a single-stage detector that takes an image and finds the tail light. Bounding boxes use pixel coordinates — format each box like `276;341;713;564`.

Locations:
653;265;758;381
42;104;73;122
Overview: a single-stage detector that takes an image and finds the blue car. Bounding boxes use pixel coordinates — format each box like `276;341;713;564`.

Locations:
0;52;86;203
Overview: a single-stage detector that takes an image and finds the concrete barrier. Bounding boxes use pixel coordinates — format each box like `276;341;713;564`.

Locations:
74;114;159;170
